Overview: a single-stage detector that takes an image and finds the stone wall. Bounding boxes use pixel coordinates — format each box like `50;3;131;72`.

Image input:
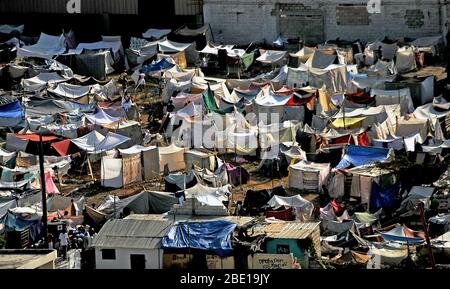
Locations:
203;0;448;45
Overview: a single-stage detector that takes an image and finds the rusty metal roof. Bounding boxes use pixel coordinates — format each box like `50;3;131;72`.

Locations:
264;222;320;240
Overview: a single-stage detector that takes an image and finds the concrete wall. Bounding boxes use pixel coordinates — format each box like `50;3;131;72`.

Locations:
95;247;163;269
204;0;448;45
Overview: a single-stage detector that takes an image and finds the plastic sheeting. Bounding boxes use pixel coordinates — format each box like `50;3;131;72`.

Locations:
256;50;287;64
379;224;424;244
162;220;237;256
21;72;67;91
17;32;66;59
336;145;390;169
395;47;417;73
158;40;193;53
159;144;185;173
48;83;91;99
142;28;171;39
371;88;414;115
288;161;330;192
71;130;130;153
85;109;122;125
267;195;314;222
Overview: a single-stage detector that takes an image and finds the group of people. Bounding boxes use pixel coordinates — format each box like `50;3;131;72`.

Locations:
55;225;97;260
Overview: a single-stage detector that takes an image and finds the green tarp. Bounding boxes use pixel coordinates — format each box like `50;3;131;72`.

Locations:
203;85;234;115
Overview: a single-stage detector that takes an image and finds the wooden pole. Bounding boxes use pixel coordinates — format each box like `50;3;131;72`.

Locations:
418;202;435;269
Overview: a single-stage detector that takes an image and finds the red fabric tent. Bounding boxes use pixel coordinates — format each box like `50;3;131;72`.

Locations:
15;134;58;142
51;139;81;156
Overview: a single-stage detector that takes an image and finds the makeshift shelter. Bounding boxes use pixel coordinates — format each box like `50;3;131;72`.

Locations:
164;171;197;192
21;72;67;91
0;100;24;128
267;195;314;222
335;145;391;169
142;29;171;40
162;220;237;257
85;109;122;126
288;161;331;193
395;47;417;73
119;145;160;181
256;50;287;64
101;154;142;188
71;130;130;153
47;83;91;104
17;33;66;59
371;88;414;115
378;224;425;244
159;144;185;173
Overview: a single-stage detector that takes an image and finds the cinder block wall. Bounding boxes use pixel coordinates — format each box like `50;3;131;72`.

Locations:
204;0;446;45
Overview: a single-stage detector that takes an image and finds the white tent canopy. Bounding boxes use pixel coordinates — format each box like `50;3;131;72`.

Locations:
142;28;171;39
48;83;91;99
21;72;68;91
158;40;193;53
71;130;130;153
267;195;314;222
256;50;287;64
17;32;66;59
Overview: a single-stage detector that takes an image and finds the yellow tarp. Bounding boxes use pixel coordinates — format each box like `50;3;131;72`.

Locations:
332;117;366;128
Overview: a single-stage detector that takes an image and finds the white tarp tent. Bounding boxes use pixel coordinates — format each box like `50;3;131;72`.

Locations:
395;47;417;73
267;195;314;222
101;157;123;188
47;83;91;100
71;131;130;153
371;88;414;115
142;28;171;39
21;72;68;91
119;145;160;181
159;144;185;172
256;50;287;64
17;33;66;59
158;40;193;53
0;24;24;34
288;161;331;192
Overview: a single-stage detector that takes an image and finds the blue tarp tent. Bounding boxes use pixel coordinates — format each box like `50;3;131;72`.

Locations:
0;101;23;119
370;181;400;210
140;58;175;74
162;220;237;256
336;145;390;169
0;211;42;242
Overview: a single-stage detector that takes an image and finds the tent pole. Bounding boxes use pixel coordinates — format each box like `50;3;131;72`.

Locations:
418;202;435;269
38;131;48;248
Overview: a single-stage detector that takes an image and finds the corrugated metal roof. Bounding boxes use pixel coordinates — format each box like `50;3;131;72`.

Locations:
92;219;173;249
0;0;138;15
264;222;320;240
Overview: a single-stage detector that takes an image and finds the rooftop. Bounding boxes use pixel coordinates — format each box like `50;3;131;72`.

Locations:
263;222;321;240
0;249;57;269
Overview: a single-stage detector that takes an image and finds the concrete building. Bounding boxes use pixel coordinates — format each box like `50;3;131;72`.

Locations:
0;249;58;269
92;218;173;269
203;0;450;45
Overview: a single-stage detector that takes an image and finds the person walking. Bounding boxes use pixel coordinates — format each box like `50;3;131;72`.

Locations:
58;229;69;260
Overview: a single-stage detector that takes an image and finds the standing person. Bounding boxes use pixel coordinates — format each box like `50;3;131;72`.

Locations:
69;199;78;216
48;233;54;249
58;229;69;260
376;46;383;63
